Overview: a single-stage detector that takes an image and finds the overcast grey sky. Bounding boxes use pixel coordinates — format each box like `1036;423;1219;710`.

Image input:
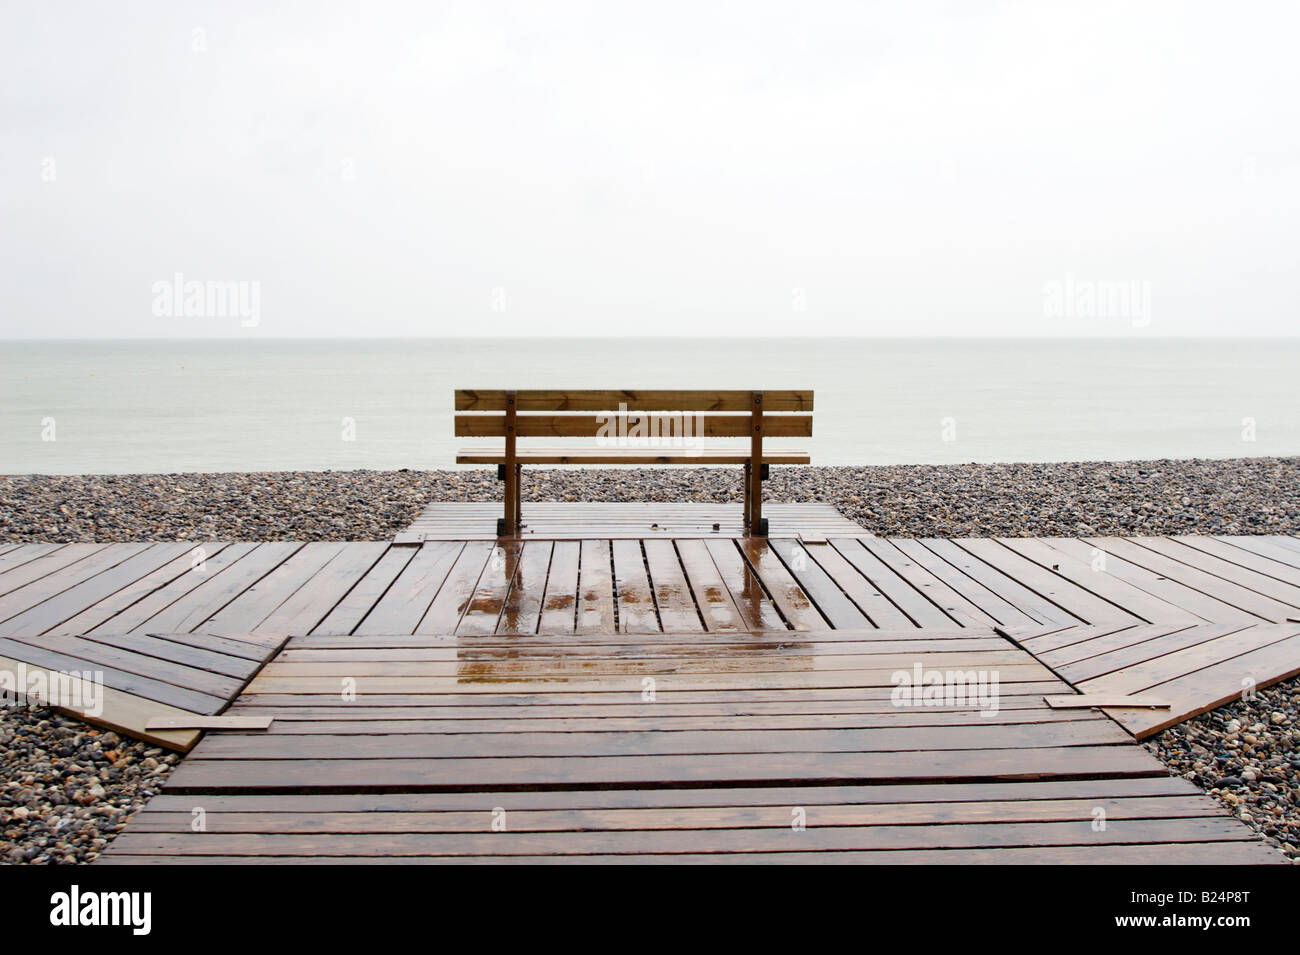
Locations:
2;1;1297;338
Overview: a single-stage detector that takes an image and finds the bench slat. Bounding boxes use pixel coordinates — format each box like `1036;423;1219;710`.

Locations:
455;390;813;412
455;414;813;438
456;449;812;465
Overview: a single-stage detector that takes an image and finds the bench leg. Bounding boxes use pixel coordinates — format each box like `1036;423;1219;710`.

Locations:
515;463;523;529
742;462;751;529
748;464;766;537
500;464;520;538
500;389;518;538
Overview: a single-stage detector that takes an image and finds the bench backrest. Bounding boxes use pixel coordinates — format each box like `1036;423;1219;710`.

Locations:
454;390;813;439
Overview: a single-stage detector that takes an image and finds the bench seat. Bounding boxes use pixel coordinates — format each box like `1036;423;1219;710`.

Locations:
456;448;811;465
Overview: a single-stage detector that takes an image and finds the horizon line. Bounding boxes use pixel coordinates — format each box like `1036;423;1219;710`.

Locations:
4;333;1300;343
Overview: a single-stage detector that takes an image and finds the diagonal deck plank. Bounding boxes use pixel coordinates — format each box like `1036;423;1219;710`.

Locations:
0;543;195;636
0;544;152;622
129;543;306;634
0;630;285;750
1216;535;1300;571
917;539;1082;626
352;541;464;635
0;544;111;599
1127;536;1300;609
829;539;958;627
1042;537;1267;623
992;538;1182;625
53;543;236;636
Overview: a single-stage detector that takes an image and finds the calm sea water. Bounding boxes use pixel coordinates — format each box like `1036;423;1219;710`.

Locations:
2;338;1298;475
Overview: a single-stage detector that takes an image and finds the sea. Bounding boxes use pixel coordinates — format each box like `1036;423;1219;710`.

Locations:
2;338;1298;475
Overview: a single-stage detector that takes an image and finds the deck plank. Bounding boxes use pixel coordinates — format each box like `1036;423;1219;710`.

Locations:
611;540;659;633
0;544;107;598
0;631;245;699
799;541;917;629
1079;622;1300;698
0;543;65;576
768;540;871;629
1093;628;1300;738
86;543;260;634
199;543;350;635
576;540;616;633
537;541;580;633
1041;537;1266;623
53;543;235;636
861;538;998;627
888;539;1040;628
1124;537;1300;611
1216;536;1300;571
402;502;863;540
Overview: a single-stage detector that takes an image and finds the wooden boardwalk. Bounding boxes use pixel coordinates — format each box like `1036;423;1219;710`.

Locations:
2;528;1300;861
98;628;1281;864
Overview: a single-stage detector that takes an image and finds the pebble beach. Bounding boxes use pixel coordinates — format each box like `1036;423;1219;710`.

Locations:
2;456;1299;862
3;457;1299;542
1145;681;1300;860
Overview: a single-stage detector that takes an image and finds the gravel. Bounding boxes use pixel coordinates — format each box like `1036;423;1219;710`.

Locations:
0;703;179;864
2;456;1298;864
1145;675;1300;862
2;456;1299;542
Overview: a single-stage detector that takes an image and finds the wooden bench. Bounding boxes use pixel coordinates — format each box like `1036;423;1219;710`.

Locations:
454;390;813;537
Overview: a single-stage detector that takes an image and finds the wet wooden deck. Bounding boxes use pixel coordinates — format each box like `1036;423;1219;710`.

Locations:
98;628;1282;864
3;533;1300;745
2;529;1299;862
6;535;1300;641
